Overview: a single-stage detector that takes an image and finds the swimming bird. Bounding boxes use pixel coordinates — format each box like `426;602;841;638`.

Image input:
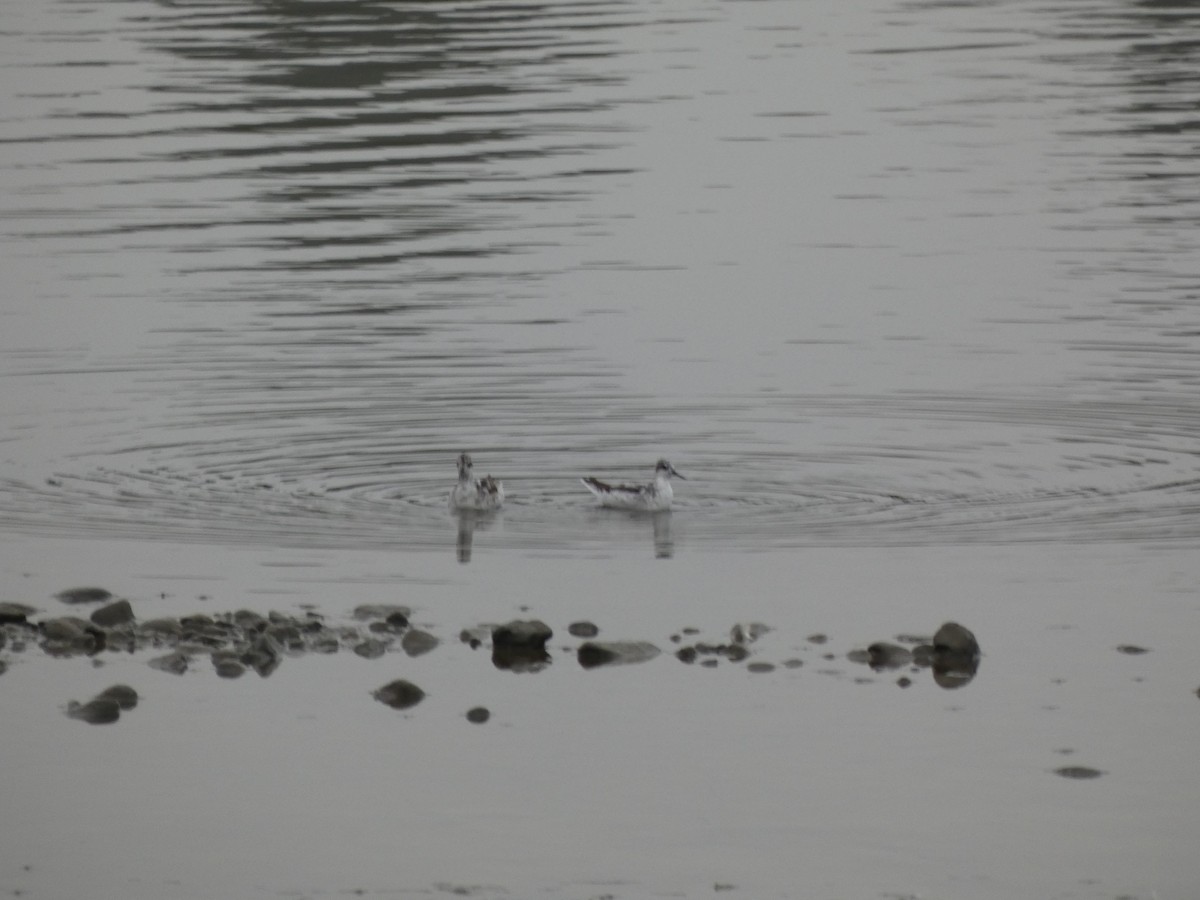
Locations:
449;452;504;511
581;459;685;511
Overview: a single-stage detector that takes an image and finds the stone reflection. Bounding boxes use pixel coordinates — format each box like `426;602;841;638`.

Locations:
849;621;980;690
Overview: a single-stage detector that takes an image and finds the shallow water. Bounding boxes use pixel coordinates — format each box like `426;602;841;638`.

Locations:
2;0;1199;897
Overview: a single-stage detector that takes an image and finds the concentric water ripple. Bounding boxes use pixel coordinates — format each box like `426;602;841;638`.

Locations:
4;391;1197;552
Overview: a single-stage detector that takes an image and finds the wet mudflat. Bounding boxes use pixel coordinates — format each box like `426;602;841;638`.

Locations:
2;536;1197;900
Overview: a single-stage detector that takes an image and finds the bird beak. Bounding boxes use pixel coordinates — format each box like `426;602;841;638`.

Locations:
671;466;686;480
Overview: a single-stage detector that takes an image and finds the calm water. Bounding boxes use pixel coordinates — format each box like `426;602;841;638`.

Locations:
2;0;1199;897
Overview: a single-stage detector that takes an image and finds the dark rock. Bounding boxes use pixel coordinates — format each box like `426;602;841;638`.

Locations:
0;602;37;624
180;614;215;630
459;626;488;648
676;646;697;664
373;679;425;710
747;662;776;674
927;622;981;687
94;684;138;710
353;639;389;660
491;620;553;672
577;641;661;669
149;650;190;675
933;622;979;657
0;659;7;676
353;604;412;622
1116;644;1149;655
492;619;552;650
782;658;804;669
1053;766;1105;780
866;642;912;671
567;621;599;639
806;633;828;645
727;643;750;662
67;698;121;724
56;587;112;605
90;600;135;628
466;706;490;724
401;629;439;657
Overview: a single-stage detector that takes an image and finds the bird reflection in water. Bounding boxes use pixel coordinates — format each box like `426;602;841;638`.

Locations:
453;508;499;564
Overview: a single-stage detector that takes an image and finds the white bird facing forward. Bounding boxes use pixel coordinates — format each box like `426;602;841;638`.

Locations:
449;452;504;511
581;459;685;511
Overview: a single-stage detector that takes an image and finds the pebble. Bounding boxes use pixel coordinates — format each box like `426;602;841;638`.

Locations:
373;679;425;710
567;621;599;638
401;629;439;657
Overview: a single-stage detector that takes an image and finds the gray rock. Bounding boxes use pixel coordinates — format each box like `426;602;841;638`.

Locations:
466;706;490;724
40;617;102;655
148;650;190;675
56;587;112;605
91;600;135;628
401;629;439;657
353;638;389;660
373;679;425;710
241;635;281;677
41;617;92;642
140;618;182;638
214;659;246;679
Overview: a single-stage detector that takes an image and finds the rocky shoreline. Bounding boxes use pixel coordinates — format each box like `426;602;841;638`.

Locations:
1;588;984;717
